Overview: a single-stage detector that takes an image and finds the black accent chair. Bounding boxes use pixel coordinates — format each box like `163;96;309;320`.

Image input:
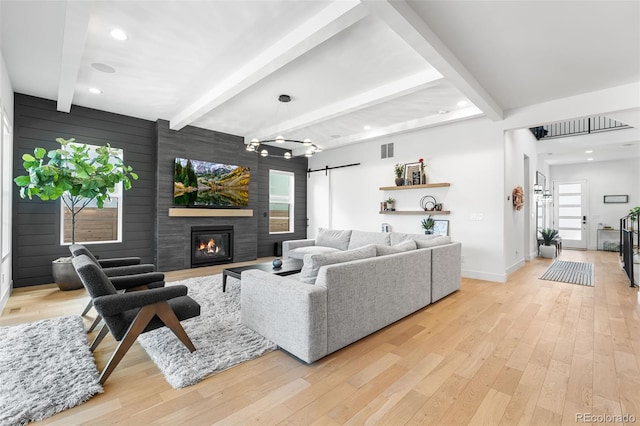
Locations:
72;254;200;385
69;244;163;331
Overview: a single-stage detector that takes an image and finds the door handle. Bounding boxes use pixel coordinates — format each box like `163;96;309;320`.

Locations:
582;215;587;225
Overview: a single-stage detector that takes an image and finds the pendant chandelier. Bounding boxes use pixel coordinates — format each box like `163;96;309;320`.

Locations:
245;94;322;159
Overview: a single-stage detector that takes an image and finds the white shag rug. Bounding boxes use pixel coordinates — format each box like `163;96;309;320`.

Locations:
0;316;103;426
137;275;277;389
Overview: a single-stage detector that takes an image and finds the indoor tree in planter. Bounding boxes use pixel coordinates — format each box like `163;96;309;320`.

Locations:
14;137;138;289
539;228;559;258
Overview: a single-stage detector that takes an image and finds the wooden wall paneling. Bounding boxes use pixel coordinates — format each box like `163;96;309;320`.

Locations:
155;120;259;271
12;94;156;287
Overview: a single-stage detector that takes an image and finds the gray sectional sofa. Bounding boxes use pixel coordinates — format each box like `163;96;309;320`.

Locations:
240;228;461;363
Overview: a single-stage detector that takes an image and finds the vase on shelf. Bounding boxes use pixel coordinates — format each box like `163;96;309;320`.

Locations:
421;171;427;185
395;177;404;186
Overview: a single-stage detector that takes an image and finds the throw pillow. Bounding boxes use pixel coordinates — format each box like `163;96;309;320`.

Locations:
415;236;451;248
300;245;376;284
316;228;352;250
375;240;417;256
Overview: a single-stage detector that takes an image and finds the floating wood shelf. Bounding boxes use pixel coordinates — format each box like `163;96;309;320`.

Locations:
379;183;450;191
379;210;451;215
168;208;253;217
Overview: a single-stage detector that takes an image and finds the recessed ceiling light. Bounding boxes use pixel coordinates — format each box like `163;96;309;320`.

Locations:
587;158;594;161
89;87;102;94
110;28;128;41
363;125;371;130
91;62;116;73
456;100;469;107
585;150;593;154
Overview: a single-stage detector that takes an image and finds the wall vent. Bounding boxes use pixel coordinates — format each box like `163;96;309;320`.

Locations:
381;143;394;159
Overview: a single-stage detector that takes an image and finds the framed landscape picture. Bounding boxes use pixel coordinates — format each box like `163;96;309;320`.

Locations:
433;220;449;236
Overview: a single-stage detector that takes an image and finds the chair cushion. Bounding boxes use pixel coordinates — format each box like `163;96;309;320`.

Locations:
347;230;391;250
375;240;417;256
415;236;452;248
300;245;376;285
316;228;352;251
287;245;342;260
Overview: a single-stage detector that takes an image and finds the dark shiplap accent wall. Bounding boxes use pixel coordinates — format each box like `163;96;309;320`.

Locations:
12;94;156;287
256;148;308;257
155;120;260;270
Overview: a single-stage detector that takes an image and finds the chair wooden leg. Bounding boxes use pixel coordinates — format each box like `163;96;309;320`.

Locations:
87;315;102;333
90;324;109;352
81;299;93;316
99;305;156;385
154;301;197;352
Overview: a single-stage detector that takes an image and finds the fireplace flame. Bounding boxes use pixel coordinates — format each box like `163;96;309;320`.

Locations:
198;238;220;254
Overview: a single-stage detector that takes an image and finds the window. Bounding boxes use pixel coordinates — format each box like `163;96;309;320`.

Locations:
60;143;124;245
269;170;294;234
1;109;11;259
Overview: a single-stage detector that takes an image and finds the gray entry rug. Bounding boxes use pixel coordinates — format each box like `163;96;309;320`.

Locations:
0;316;103;426
540;260;594;286
137;275;277;389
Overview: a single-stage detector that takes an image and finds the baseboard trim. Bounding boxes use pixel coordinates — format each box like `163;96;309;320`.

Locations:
462;269;507;283
506;259;525;276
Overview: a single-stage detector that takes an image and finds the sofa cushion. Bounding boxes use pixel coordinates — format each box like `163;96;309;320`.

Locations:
415;236;451;248
391;232;441;245
348;230;391;250
287;245;342;260
316;228;352;251
375;240;417;256
300;245;376;285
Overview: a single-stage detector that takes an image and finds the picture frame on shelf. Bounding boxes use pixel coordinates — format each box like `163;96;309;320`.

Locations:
433;220;449;236
404;162;422;185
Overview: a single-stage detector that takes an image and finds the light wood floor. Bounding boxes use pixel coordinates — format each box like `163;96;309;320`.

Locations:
1;251;639;425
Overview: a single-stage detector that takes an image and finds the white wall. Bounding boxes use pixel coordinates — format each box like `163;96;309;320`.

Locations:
0;47;14;313
504;128;538;271
308;116;508;282
550;158;640;250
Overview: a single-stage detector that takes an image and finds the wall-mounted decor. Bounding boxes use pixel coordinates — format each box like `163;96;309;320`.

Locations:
433;220;449;236
512;186;524;210
404;162;422;185
603;195;628;203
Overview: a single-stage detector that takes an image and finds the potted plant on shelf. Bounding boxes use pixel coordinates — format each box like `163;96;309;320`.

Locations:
394;163;405;186
14;137;138;290
539;228;559;259
386;197;395;211
421;216;434;234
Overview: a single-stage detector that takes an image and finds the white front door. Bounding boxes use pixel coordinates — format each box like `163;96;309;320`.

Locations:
554;180;588;249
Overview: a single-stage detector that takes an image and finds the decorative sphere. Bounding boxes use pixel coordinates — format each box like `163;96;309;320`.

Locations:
272;258;283;269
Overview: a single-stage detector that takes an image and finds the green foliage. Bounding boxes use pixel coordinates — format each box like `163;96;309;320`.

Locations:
421;215;434;230
14;137;138;243
629;206;640;221
386;197;395;204
540;228;559;245
394;163;405;178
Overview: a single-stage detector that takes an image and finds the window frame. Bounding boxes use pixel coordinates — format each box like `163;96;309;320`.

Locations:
269;169;295;234
59;142;124;246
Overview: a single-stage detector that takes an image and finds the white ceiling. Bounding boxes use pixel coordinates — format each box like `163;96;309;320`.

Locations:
1;0;639;162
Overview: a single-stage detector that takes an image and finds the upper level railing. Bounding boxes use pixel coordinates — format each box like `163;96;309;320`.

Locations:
531;116;629;140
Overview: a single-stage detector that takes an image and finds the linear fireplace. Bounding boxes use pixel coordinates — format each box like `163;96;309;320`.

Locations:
191;226;234;268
